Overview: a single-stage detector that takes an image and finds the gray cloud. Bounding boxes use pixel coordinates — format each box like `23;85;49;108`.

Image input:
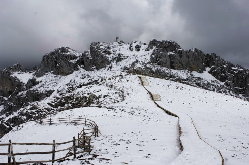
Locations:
0;0;248;69
172;0;249;68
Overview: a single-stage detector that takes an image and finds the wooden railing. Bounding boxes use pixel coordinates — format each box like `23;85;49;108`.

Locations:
0;117;99;164
39;117;98;126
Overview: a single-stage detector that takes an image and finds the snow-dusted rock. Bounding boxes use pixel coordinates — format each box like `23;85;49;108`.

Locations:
36;47;81;76
0;39;249;139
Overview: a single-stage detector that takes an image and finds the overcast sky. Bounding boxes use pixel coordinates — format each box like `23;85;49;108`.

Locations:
0;0;248;69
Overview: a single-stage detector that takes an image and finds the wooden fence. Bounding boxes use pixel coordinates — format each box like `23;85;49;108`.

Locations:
0;117;99;164
39;117;97;126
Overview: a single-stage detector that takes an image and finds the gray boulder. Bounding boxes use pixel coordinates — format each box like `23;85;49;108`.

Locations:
148;39;249;98
148;39;181;51
151;51;171;68
0;122;11;138
76;42;112;70
89;42;111;69
206;53;249;97
150;39;205;72
0;71;23;97
6;63;24;72
36;47;80;76
76;51;95;71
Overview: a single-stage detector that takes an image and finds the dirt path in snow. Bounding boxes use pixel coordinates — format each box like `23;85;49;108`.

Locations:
138;75;224;165
138;76;183;150
189;116;225;165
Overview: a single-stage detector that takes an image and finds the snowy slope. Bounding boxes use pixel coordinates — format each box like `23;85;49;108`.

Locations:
1;71;249;164
0;75;180;164
11;72;34;84
1;40;249;165
146;76;249;165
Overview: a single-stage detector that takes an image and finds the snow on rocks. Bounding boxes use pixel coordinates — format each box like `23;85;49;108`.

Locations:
11;72;34;84
1;40;249;164
191;68;219;83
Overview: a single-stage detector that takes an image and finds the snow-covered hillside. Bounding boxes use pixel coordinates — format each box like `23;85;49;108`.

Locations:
146;76;249;165
1;74;181;164
1;72;249;164
1;40;249;164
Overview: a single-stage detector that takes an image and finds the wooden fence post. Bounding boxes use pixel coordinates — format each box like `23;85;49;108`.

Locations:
52;140;55;164
2;120;99;164
95;126;98;137
88;138;91;153
73;137;76;159
83;128;85;148
77;133;80;146
94;126;97;137
10;141;16;165
8;140;11;165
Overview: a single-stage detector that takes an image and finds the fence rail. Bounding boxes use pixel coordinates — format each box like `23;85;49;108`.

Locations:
0;117;99;164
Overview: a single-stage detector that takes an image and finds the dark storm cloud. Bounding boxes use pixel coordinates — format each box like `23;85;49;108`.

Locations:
172;0;249;68
0;0;248;69
0;0;182;68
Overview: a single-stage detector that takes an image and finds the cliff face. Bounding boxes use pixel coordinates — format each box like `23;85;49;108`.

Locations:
147;39;249;97
149;40;206;71
31;39;249;99
0;39;248;137
36;47;81;76
206;54;249;97
0;71;23;97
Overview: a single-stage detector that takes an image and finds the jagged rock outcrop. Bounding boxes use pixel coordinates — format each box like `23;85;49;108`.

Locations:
147;39;249;98
48;94;98;110
76;51;94;71
148;39;181;51
6;63;24;72
149;40;206;72
0;90;53;117
0;70;23;97
89;42;111;69
0;123;11;137
0;39;249;138
205;54;249;96
36;47;80;76
26;78;39;89
2;40;249;101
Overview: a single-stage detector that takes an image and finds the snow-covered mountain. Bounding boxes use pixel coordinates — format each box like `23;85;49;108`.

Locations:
0;39;249;164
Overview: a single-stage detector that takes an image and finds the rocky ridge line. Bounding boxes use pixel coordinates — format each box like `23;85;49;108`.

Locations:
0;39;248;137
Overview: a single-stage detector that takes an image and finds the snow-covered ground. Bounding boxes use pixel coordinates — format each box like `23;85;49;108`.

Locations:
146;76;249;165
191;68;219;83
0;75;180;164
2;47;249;165
139;76;222;165
12;71;34;84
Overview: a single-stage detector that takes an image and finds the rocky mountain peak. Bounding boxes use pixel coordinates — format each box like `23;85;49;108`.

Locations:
35;47;82;76
0;39;249;138
147;39;181;52
5;63;24;72
150;40;206;72
0;70;23;97
49;47;81;56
